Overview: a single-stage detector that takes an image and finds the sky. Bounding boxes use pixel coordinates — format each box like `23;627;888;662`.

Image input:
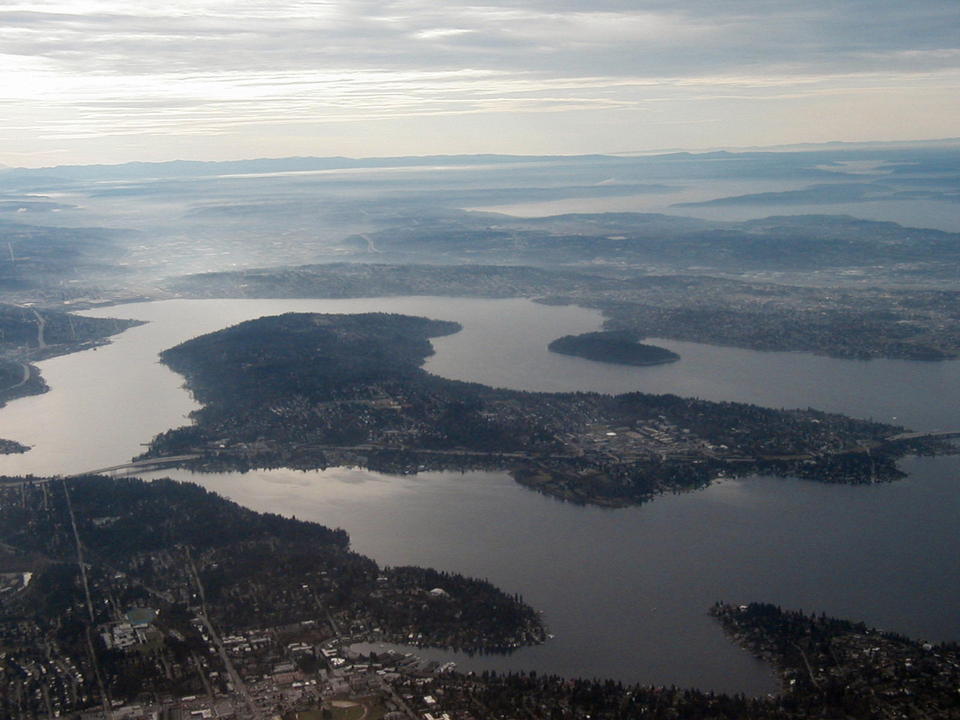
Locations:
1;0;959;167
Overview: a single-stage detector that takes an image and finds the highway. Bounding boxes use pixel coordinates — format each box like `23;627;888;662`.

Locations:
68;454;203;478
0;454;202;487
885;430;960;442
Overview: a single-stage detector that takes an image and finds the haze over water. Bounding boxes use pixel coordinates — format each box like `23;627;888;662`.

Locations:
0;296;957;694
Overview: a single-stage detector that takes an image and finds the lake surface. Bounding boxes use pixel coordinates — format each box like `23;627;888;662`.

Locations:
0;296;957;695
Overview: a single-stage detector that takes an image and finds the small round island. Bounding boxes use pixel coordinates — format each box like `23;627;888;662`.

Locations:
548;330;680;366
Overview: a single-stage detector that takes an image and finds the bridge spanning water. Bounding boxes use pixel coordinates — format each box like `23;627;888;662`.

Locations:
0;454;203;485
3;428;955;487
69;454;203;478
885;430;960;442
3;428;953;487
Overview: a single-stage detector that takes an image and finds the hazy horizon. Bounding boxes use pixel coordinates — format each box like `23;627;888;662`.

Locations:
2;1;958;167
2;135;959;173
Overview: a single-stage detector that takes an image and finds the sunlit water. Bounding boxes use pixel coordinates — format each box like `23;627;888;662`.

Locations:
470;180;960;232
0;296;957;694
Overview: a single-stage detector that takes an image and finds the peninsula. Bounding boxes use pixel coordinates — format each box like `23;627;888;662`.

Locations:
2;476;958;719
0;475;543;718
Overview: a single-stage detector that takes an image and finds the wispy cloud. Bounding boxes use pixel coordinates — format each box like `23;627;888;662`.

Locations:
0;1;958;163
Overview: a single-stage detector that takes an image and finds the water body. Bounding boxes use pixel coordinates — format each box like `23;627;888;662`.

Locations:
143;457;960;695
0;297;957;694
0;298;596;477
472;180;960;233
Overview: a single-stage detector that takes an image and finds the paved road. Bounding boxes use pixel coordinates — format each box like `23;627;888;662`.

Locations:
68;454;203;478
0;361;31;393
886;430;960;442
31;309;47;350
187;548;264;720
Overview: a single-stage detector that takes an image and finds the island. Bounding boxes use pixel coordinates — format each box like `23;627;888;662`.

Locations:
548;330;679;366
163;261;960;361
141;312;951;507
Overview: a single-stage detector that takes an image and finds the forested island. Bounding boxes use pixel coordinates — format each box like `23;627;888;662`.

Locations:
164;262;960;361
142;312;950;507
549;330;679;366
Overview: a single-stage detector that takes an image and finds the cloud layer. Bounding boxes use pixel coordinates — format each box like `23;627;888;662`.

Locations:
1;1;958;164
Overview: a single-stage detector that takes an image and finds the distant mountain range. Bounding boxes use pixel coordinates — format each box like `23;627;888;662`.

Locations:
0;153;623;183
3;137;959;183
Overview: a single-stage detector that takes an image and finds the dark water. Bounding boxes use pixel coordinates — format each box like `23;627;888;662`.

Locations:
0;296;956;694
148;455;959;694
